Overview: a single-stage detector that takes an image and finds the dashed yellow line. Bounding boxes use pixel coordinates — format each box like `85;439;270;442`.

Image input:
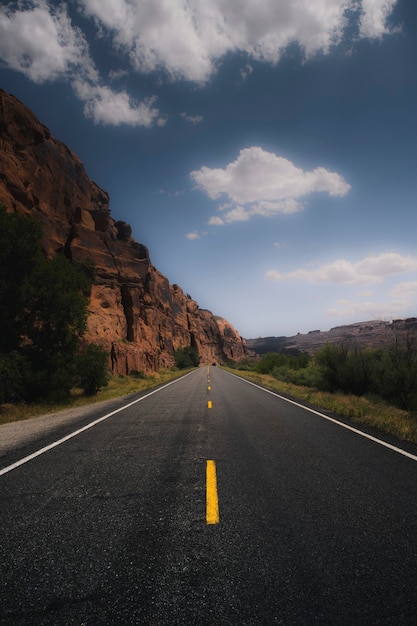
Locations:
207;400;212;409
206;460;219;524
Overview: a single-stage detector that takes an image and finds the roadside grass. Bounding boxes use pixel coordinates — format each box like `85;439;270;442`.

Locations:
0;368;192;426
225;368;417;445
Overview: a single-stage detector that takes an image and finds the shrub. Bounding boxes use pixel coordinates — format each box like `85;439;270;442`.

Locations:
130;369;146;379
0;352;30;403
271;364;318;388
0;204;93;402
76;344;109;395
174;346;201;369
256;351;310;375
226;358;255;371
315;340;417;411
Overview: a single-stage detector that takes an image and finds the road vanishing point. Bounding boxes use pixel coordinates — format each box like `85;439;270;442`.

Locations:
2;366;417;624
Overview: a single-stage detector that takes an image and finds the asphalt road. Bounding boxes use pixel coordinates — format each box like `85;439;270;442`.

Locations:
1;366;417;625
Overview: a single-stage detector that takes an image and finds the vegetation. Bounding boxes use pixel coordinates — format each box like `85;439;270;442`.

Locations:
225;337;417;443
224;368;417;444
174;345;201;369
314;341;417;411
76;343;109;395
0;368;191;426
0;204;108;403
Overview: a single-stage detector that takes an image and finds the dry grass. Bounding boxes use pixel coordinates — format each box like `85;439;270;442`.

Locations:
226;369;417;444
0;368;190;426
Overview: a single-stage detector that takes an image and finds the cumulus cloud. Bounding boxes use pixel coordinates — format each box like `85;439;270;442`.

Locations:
266;252;417;285
359;0;398;38
180;112;204;124
326;299;404;320
78;0;399;82
191;146;350;224
0;0;399;125
326;278;417;321
72;80;162;126
0;0;94;83
239;64;253;82
207;216;225;226
0;0;163;127
186;231;201;240
389;282;417;298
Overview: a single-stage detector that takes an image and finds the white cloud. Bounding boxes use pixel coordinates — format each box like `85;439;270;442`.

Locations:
109;68;128;80
208;216;224;226
0;0;399;125
251;199;304;216
325;278;417;322
222;205;251;223
78;0;399;83
359;0;398;38
0;0;164;127
0;0;95;83
326;299;404;320
358;290;374;298
191;146;349;224
266;252;417;285
72;81;162;126
240;63;253;82
389;282;417;298
186;231;201;240
181;112;204;124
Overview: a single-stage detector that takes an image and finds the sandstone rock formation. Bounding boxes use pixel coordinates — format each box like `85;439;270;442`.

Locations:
246;318;417;356
0;89;248;373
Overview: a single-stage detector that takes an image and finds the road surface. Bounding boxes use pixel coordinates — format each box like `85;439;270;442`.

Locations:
1;366;417;624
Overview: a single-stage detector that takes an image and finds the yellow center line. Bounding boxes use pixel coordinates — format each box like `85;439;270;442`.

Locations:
207;400;212;408
208;385;211;391
206;460;219;524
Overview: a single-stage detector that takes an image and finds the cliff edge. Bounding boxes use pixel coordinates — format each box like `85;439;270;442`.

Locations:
0;89;248;373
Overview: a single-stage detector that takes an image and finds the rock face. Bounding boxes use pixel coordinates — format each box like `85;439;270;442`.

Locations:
246;318;417;356
0;89;248;373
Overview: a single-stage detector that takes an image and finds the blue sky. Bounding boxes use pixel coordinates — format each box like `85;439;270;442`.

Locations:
1;0;416;338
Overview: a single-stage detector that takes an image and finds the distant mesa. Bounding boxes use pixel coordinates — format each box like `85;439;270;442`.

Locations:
0;89;249;373
246;318;417;356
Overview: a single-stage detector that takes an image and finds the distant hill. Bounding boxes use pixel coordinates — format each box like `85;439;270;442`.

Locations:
246;318;417;356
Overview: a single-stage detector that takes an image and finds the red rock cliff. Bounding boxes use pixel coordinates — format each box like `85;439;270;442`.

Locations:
0;89;248;373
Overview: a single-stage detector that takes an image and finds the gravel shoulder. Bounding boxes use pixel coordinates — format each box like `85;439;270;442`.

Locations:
0;395;132;458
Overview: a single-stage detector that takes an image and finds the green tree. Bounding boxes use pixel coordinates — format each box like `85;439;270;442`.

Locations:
375;333;417;410
174;345;201;369
76;343;109;395
256;351;310;375
0;204;96;402
0;351;30;404
0;204;43;353
24;254;90;362
315;344;348;392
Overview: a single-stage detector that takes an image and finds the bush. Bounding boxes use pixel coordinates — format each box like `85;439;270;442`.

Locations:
130;369;146;379
0;204;94;403
226;358;255;371
76;344;109;395
270;364;318;388
174;346;201;369
256;351;310;375
0;352;30;403
315;341;417;411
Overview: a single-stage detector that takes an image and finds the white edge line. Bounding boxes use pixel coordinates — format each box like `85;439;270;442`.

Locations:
225;370;417;463
0;370;197;477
